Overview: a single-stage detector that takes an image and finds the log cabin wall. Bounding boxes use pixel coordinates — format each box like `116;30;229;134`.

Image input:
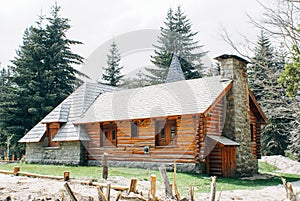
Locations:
249;109;262;159
205;98;224;136
255;122;262;159
250;110;257;159
201;98;226;176
85;114;200;170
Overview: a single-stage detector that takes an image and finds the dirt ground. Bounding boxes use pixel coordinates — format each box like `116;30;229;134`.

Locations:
0;155;299;201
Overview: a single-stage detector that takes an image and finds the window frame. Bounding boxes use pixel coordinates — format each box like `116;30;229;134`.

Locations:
155;119;177;146
131;121;139;138
100;123;117;147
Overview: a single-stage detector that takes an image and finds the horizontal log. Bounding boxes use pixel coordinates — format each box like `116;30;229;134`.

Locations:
81;181;129;191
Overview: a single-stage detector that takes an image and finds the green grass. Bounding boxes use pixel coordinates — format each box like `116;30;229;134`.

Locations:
0;161;299;195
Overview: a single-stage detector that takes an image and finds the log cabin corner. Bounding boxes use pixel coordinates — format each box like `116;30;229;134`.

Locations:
19;54;267;177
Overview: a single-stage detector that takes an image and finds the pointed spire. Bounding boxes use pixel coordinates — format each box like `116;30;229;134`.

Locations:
165;54;185;83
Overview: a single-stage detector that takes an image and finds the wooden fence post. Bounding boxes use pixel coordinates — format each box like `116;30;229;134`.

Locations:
13;166;20;176
102;153;108;180
150;174;156;199
64;182;78;201
159;165;173;199
106;183;111;201
128;178;138;194
64;171;70;181
173;162;180;201
189;186;195;201
209;176;217;201
97;186;107;201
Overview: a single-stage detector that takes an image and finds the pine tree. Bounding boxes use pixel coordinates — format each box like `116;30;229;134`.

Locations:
279;46;300;98
146;6;207;84
249;31;295;155
122;70;149;89
102;40;124;86
1;4;83;157
280;45;300;161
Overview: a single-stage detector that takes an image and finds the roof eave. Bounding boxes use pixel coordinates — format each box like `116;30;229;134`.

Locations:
249;90;268;124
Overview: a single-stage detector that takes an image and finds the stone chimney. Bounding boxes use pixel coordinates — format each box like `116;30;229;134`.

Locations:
215;54;256;177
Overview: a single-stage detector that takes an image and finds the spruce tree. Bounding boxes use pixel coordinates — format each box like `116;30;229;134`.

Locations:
2;4;83;157
249;31;294;155
102;40;124;86
146;6;207;84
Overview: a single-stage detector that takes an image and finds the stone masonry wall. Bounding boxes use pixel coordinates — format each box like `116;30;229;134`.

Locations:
219;56;257;176
25;141;85;165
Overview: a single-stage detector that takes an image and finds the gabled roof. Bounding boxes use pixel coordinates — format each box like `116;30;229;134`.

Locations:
165;54;185;83
19;82;116;143
249;90;268;124
76;76;232;123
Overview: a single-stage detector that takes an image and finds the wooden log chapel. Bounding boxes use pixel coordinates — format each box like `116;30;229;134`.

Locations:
20;54;267;177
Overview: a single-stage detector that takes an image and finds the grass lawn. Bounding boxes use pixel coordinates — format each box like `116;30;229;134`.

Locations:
0;161;299;195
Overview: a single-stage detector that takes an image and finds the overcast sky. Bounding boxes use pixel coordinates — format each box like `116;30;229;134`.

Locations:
0;0;268;80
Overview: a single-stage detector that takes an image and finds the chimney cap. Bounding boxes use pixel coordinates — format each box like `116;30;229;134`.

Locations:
214;54;249;64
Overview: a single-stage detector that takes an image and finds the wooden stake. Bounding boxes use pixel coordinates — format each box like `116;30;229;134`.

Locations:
189;186;195;201
128;178;138;194
287;182;296;201
173;162;180;201
282;178;288;198
150;175;156;199
159;165;173;199
97;186;107;201
115;192;122;201
64;182;78;201
64;171;70;181
12;154;14;161
106;183;111;201
102;153;108;180
209;176;217;201
13;166;20;176
216;186;223;201
61;191;66;201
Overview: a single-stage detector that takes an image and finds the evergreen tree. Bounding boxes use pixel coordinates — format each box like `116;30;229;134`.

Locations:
122;70;149;89
102;40;124;86
206;63;221;77
248;31;294;155
279;46;300;98
146;6;207;84
1;4;83;157
280;45;300;161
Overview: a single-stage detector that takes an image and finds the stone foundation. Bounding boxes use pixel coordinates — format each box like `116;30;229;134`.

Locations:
88;160;205;173
25;141;86;165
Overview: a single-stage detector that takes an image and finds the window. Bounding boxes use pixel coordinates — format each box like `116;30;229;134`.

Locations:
100;123;117;147
45;123;61;147
131;121;139;138
155;119;177;146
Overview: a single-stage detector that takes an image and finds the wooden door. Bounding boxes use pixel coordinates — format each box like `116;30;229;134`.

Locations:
208;145;236;177
221;146;236;177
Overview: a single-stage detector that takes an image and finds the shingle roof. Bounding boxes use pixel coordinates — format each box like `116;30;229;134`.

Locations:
207;135;240;146
165;54;185;83
19;82;116;143
202;135;239;158
76;76;232;123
